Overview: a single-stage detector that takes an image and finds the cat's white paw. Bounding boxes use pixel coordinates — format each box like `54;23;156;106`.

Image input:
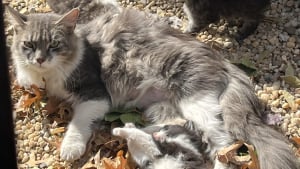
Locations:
60;135;87;161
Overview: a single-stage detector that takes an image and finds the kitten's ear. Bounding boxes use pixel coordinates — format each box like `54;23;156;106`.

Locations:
183;120;196;131
55;8;79;31
5;5;27;28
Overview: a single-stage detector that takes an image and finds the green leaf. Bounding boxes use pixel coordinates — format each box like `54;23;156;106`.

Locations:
231;56;257;76
104;112;122;122
282;90;295;110
110;107;140;114
282;75;300;88
285;62;294;76
120;112;145;126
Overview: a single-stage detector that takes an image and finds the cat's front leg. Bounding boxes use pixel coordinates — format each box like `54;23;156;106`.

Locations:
60;100;110;161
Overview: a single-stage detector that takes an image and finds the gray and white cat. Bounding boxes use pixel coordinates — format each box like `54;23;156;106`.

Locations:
6;3;117;161
7;1;299;169
112;122;211;169
183;0;270;42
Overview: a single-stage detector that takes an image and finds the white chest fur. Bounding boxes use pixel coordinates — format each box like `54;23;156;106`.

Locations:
15;65;71;99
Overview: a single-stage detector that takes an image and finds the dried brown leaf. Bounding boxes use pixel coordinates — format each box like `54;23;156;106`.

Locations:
291;137;300;145
217;141;259;169
117;150;127;169
16;84;44;109
103;158;115;169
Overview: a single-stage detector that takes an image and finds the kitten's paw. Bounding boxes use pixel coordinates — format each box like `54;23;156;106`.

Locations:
112;128;122;136
60;135;87;161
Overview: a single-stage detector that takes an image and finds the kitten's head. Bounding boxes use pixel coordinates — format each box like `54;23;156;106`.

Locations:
6;6;81;72
152;120;197;143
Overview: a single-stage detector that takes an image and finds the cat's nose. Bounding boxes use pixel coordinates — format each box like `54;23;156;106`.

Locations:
36;58;45;64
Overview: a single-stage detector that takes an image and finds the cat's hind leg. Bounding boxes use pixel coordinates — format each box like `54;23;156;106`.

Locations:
143;101;183;125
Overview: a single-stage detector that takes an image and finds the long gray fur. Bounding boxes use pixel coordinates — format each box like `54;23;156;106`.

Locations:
9;1;299;168
77;8;298;169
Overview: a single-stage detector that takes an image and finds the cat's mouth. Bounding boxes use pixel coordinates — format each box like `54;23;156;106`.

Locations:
30;62;50;72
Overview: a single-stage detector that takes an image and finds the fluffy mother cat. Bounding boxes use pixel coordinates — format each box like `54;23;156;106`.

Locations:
7;0;299;168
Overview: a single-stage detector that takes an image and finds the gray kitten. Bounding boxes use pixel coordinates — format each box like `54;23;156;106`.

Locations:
7;2;299;169
183;0;270;42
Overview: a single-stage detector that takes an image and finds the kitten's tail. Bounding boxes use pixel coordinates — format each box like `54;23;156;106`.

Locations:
220;65;299;169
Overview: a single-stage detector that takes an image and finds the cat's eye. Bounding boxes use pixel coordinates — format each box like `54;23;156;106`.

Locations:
23;41;35;49
49;40;60;49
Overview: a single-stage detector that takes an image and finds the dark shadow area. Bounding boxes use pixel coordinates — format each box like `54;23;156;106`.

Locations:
0;1;18;168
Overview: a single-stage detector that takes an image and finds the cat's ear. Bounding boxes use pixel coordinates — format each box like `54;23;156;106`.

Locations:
55;8;79;31
5;5;27;28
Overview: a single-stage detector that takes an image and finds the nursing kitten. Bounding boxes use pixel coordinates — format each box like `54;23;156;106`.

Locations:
8;2;299;169
183;0;270;42
112;122;210;169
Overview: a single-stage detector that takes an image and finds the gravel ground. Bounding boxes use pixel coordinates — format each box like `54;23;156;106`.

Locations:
3;0;300;168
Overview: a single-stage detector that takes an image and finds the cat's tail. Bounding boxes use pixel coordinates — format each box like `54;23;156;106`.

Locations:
220;65;299;169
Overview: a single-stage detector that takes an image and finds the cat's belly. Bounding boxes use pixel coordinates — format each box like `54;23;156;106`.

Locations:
110;85;168;109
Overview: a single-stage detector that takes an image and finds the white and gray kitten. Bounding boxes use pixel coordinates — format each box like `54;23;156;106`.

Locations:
112;122;212;169
7;1;299;169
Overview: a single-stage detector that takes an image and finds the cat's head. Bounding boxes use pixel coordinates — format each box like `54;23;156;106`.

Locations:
6;6;81;72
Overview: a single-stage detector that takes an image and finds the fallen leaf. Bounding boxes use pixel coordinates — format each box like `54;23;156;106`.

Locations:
285;61;294;76
282;91;297;111
217;141;260;169
116;150;127;169
103;158;115;169
291;137;300;146
16;84;45;109
282;75;300;88
120;112;145;126
22;85;43;107
231;56;257;76
105;112;122;122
